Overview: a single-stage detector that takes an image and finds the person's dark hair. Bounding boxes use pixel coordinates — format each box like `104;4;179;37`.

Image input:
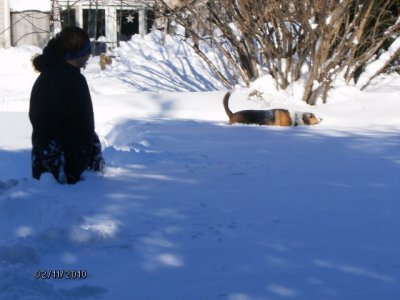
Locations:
57;26;90;58
33;26;91;72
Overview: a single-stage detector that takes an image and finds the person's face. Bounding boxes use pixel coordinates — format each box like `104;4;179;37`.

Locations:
66;53;90;69
76;53;90;68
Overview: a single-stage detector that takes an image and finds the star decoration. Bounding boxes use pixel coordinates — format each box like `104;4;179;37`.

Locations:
126;14;135;23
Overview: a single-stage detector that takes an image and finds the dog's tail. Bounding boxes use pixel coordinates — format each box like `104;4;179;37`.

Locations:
223;90;234;119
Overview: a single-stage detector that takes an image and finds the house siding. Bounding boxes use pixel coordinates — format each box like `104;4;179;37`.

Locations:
0;0;4;47
0;0;11;48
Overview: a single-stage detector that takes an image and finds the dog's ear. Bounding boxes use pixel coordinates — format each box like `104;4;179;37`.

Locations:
302;113;312;125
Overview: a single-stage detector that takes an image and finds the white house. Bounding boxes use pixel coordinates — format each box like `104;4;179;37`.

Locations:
0;0;156;50
56;0;155;51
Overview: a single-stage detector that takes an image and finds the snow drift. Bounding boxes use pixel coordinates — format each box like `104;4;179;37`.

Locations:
0;32;400;300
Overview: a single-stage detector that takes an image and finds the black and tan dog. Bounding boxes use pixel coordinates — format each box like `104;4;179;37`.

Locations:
223;90;322;126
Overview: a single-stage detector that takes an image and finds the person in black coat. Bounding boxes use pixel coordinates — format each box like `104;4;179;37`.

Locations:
29;26;104;184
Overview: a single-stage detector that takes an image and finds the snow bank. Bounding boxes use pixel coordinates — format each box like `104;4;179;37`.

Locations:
10;0;51;12
357;36;400;88
0;46;40;75
85;31;227;94
0;47;41;112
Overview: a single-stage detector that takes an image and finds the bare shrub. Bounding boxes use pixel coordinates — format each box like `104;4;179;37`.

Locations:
155;0;400;104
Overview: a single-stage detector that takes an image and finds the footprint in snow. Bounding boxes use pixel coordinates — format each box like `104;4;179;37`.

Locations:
0;179;19;193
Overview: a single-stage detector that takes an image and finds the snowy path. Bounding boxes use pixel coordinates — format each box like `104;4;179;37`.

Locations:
1;118;400;300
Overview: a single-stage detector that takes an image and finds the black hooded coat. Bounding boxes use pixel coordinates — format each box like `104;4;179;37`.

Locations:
29;41;103;184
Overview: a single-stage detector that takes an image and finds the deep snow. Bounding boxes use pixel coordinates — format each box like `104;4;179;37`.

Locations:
0;32;400;300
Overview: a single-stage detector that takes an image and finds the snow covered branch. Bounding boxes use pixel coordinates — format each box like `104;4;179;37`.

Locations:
155;0;400;104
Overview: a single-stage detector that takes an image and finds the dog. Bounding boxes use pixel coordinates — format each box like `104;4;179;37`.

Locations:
99;53;114;70
223;90;322;126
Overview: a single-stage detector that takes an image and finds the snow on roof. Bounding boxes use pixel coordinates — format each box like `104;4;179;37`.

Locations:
10;0;51;12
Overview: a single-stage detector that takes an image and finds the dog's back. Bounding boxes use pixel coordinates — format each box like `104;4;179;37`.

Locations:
229;109;292;126
223;91;293;126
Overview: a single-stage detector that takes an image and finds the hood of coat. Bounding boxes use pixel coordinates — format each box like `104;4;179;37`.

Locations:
32;39;66;72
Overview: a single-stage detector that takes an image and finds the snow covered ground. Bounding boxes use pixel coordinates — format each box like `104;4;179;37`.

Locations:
0;33;400;300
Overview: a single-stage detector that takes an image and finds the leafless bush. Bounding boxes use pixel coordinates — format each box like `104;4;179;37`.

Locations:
156;0;400;104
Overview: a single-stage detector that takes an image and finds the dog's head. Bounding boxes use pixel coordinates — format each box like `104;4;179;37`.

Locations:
295;112;322;125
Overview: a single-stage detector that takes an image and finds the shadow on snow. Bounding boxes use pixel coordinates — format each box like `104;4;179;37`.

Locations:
0;120;400;299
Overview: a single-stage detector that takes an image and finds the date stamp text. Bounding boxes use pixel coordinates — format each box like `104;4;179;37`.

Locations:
35;270;88;280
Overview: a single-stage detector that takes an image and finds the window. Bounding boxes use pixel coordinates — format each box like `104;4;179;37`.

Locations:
117;10;139;42
60;9;76;28
146;9;155;34
83;9;105;40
